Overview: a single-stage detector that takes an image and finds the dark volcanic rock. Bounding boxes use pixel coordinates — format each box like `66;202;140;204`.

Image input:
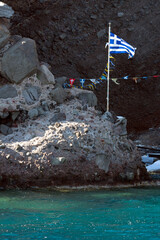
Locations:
2;0;160;132
1;38;39;83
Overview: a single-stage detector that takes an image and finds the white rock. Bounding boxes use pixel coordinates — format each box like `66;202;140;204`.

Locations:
146;160;160;172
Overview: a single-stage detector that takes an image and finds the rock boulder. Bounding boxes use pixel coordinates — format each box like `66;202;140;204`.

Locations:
1;38;39;83
77;91;97;107
49;86;67;104
23;84;41;105
37;64;55;85
0;84;18;99
0;2;14;18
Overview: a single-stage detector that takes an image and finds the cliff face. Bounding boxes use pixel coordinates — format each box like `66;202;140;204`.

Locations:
0;1;151;189
2;0;160;132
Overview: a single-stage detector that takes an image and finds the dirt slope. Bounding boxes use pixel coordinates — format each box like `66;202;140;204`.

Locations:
3;0;160;132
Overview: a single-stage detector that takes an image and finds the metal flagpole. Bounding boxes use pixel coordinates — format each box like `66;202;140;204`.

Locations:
107;22;111;112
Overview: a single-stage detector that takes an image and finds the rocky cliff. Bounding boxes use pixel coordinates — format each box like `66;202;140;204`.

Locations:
2;0;160;132
0;1;154;189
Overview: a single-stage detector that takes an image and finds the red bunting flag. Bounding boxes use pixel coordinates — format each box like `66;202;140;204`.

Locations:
153;75;160;78
69;78;75;86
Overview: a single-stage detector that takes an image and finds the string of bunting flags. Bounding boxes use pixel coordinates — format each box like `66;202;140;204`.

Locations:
63;56;160;89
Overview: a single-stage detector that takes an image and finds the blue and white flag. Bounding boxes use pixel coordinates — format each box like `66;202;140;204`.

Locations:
80;79;85;88
106;32;136;59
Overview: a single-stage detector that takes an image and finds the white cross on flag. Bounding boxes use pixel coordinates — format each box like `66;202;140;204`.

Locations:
80;79;85;87
105;32;136;59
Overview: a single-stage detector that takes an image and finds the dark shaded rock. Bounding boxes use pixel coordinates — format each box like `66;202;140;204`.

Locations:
50;112;66;122
49;86;67;104
0;124;13;135
0;18;10;29
1;38;39;83
0;84;18;99
78;91;97;107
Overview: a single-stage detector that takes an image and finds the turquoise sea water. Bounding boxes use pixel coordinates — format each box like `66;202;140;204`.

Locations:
0;187;159;240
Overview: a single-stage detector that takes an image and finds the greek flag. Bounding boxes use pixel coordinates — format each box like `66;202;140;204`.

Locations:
106;32;136;59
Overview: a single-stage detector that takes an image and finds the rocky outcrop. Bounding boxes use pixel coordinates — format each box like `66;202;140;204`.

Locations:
3;0;160;132
0;1;149;189
0;71;149;188
0;94;148;189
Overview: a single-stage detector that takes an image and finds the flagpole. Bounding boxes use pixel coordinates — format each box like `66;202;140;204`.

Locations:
107;22;111;112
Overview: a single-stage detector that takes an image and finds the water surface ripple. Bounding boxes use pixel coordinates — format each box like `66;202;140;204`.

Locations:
0;187;159;240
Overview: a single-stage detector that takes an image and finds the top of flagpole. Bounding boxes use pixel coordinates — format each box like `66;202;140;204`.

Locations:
105;22;111;48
